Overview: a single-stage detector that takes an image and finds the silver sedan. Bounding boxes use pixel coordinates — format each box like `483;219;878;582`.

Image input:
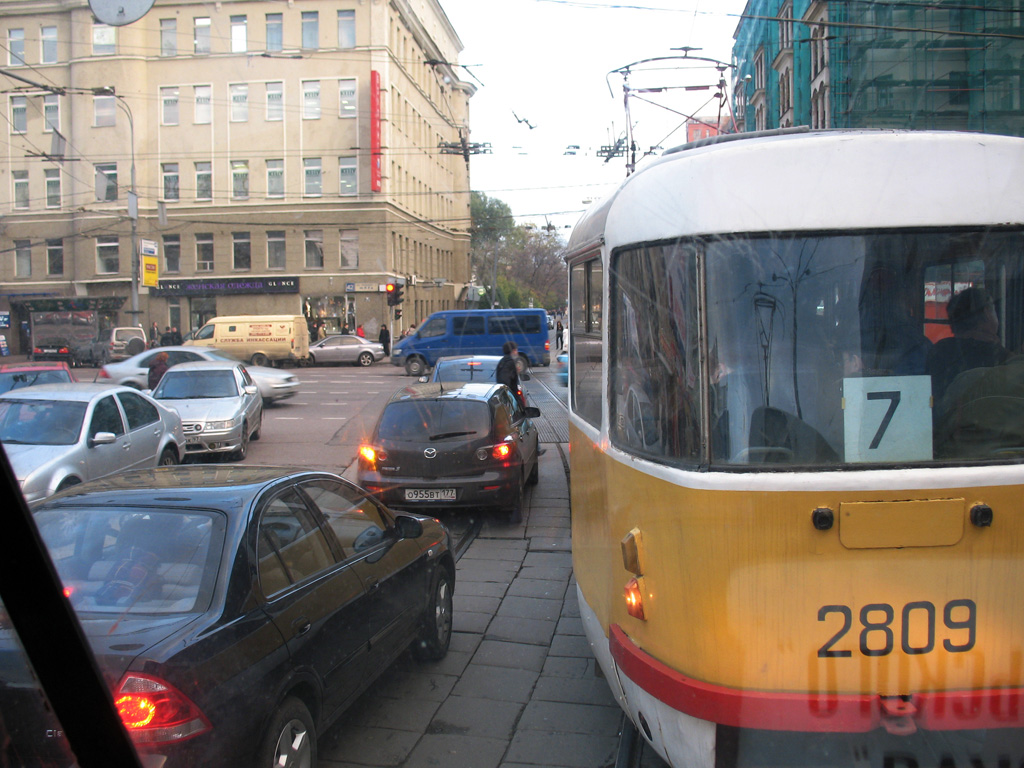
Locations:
98;346;300;402
0;383;185;502
309;335;386;367
151;361;263;462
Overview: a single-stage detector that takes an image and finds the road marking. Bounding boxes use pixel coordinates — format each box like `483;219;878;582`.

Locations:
274;417;303;420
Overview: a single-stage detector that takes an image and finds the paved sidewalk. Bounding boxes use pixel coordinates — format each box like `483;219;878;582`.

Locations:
321;443;628;768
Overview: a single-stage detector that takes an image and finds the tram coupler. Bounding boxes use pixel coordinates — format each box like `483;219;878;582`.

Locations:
879;696;918;736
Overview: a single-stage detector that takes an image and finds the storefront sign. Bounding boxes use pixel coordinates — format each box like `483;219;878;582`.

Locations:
151;276;299;297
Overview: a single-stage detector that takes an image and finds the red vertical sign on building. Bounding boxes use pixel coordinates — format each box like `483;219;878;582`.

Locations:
370;70;382;192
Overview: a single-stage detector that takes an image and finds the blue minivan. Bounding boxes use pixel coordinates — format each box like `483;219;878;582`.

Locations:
391;309;551;376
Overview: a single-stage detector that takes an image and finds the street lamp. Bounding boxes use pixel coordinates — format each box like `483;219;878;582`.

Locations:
93;86;139;323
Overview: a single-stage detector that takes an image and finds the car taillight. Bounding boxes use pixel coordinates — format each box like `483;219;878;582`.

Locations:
359;445;386;466
545;340;550;351
32;347;42;355
97;368;110;379
114;673;211;745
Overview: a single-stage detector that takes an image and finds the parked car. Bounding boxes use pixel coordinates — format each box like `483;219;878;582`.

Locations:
151;361;263;461
556;352;568;386
0;361;75;394
1;466;454;767
309;335;387;366
358;381;540;522
30;336;75;365
425;355;529;404
0;383;184;502
77;326;148;366
99;346;300;403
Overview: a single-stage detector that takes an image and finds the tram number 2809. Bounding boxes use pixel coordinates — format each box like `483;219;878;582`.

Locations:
817;600;977;658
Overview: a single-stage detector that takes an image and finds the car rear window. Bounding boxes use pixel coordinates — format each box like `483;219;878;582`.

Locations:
433;360;497;384
377;399;491;441
34;507;223;615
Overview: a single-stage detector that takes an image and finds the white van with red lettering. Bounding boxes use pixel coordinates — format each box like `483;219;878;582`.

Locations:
185;315;310;367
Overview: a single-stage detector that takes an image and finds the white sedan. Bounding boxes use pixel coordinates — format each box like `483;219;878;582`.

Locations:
98;346;300;402
0;383;185;502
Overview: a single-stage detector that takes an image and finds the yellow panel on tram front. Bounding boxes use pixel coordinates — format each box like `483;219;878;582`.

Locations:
570;426;1024;698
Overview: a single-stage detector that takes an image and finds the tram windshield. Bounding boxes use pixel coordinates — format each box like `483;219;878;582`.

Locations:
610;228;1024;468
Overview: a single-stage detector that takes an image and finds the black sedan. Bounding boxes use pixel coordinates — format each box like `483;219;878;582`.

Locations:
3;466;454;767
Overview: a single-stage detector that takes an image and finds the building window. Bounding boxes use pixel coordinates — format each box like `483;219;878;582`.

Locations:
8;29;25;66
194;17;211;54
230;84;249;122
11;96;26;133
339;79;357;118
168;299;181;331
339;157;356;195
46;239;63;276
97;237;119;274
231;15;247;53
12;170;28;209
232;232;251;270
161;86;179;125
163;234;180;273
95;162;117;201
266;13;283;52
194;85;211;124
94;95;116;127
266;81;283;120
43;94;59;132
232;160;249;199
267;231;286;269
41;26;57;64
338;10;356;48
160;18;176;56
45;168;60;208
301;12;319;49
195;161;212;199
267;159;284;197
304;158;322;196
304;230;324;269
778;2;793;50
340;229;358;270
196;233;214;271
93;23;115;56
162;163;179;200
303;80;320;119
14;240;31;278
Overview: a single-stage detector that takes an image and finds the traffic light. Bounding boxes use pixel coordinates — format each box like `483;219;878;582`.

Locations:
386;282;397;305
392;283;404;305
394;308;402;320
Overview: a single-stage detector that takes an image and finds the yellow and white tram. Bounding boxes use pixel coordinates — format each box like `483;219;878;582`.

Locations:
565;129;1024;767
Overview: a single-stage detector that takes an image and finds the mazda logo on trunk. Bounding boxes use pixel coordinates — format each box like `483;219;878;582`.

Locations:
424;448;437;459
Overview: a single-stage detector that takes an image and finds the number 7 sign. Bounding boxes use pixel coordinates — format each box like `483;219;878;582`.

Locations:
843;375;933;462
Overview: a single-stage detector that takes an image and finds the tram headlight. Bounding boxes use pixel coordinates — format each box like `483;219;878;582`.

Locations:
624;577;647;621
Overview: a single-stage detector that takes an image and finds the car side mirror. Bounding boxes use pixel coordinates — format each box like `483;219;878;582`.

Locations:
418;375;428;383
525;406;541;419
521;372;531;381
88;431;116;447
244;385;259;396
394;515;423;540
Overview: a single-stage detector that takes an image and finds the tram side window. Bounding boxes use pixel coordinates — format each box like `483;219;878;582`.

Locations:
610;243;702;464
570;258;603;428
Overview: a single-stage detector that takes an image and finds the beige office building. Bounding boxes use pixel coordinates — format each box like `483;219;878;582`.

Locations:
0;0;474;354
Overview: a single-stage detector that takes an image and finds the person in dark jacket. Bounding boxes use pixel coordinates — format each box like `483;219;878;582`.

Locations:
496;341;525;408
378;325;391;356
148;351;170;390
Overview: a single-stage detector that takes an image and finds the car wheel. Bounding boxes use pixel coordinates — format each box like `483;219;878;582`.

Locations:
358;351;374;367
251;353;270;367
56;477;81;493
411;567;453;661
505;477;524;524
158;448;178;466
527;455;539;485
252;411;262;441
256;697;316;768
308;354;317;366
233;422;249;462
405;357;426;377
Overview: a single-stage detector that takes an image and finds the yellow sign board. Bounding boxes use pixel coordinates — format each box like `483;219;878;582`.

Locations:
142;254;159;287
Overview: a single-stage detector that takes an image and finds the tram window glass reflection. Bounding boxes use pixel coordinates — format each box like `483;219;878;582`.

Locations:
570;256;603;428
704;229;1024;467
610;243;702;464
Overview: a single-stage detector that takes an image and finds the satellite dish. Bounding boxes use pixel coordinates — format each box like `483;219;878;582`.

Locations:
88;0;155;26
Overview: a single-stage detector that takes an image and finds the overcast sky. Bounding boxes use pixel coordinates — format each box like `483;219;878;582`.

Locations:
437;0;749;232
